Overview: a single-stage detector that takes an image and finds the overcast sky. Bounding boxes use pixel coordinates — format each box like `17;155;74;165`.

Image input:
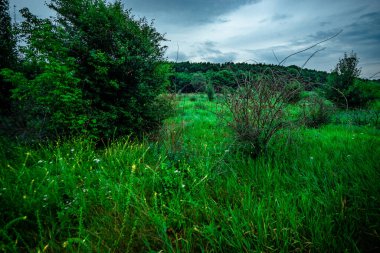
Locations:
9;0;380;78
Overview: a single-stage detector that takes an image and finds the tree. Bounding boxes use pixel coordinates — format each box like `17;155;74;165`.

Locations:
0;0;16;115
2;0;170;140
190;73;207;92
326;51;361;107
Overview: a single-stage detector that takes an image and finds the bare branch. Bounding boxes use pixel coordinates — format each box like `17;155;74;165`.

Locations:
301;47;326;69
272;50;280;64
278;29;342;66
369;71;380;79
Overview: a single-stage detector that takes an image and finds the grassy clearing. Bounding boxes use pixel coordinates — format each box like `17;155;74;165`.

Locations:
1;94;379;252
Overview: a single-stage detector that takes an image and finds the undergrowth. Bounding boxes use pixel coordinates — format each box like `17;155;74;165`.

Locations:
1;94;379;252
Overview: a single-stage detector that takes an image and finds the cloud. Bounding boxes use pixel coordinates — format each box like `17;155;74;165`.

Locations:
166;51;189;62
271;13;291;22
8;0;380;78
122;0;261;25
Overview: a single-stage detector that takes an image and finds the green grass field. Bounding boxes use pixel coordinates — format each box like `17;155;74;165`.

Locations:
1;94;379;252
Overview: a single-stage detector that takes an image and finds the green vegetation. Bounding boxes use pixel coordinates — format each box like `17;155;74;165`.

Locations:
1;0;170;140
1;0;379;252
1;94;379;252
0;0;16;115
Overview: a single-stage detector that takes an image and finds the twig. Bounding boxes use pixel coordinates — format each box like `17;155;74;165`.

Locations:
301;47;326;69
278;29;342;66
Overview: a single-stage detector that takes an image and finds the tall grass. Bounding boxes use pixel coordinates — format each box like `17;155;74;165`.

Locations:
1;94;379;252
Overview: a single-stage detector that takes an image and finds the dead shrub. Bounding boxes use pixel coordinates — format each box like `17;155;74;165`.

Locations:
223;69;302;157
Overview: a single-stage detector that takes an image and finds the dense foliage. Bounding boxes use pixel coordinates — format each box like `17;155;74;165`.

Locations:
326;52;361;108
170;62;329;93
1;0;170;140
0;0;16;115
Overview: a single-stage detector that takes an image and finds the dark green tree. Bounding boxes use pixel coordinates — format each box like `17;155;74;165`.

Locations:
190;73;207;92
2;0;170;140
326;51;361;107
0;0;16;115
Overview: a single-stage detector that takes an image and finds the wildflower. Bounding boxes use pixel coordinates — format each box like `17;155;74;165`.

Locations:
182;184;185;188
93;158;100;163
310;156;314;160
62;241;69;248
174;170;180;174
23;195;27;199
131;164;136;173
38;160;44;164
71;148;75;152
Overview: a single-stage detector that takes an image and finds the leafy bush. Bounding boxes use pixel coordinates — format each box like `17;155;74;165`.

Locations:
1;0;170;140
190;73;207;92
0;0;16;116
223;70;301;157
205;83;215;101
169;72;192;93
346;79;380;108
332;109;380;128
301;95;334;128
208;69;236;90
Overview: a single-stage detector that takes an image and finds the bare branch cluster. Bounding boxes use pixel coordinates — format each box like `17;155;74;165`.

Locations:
223;69;301;156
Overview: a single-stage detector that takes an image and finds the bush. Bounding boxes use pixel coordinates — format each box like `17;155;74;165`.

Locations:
223;70;301;157
1;1;170;140
190;73;207;92
205;83;215;101
285;80;303;103
301;96;334;128
346;79;380;108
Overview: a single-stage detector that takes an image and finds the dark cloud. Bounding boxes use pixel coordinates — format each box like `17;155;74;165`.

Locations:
196;41;237;63
207;52;238;63
319;21;331;27
271;13;291;21
122;0;261;25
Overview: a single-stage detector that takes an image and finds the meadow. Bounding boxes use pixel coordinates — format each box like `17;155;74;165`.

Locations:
1;94;379;252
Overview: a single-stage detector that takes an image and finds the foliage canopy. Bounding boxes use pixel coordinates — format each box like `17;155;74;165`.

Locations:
1;0;170;140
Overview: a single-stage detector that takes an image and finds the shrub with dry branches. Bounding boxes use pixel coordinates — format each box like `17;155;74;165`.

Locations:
223;69;302;157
